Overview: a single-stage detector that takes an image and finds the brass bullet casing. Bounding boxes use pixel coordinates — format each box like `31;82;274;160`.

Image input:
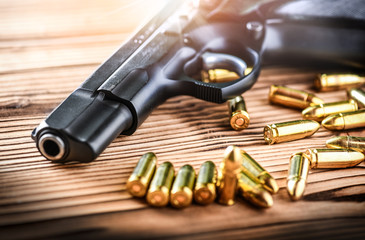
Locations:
194;161;217;205
228;96;250;130
217;146;243;205
126;152;157;197
240;150;278;194
201;69;240;83
305;148;365;168
237;170;273;208
170;164;196;208
269;85;324;109
287;153;310;201
326;136;365;154
322;109;365;131
347;88;365;109
302;100;358;122
146;162;174;207
314;74;365;92
264;120;320;145
244;67;253;76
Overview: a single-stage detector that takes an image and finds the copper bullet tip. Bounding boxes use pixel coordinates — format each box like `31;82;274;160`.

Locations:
287;178;307;201
321;113;345;131
326;136;365;153
255;190;274;208
223;146;243;172
261;174;279;194
287;153;310;201
322;109;365;131
310;96;325;106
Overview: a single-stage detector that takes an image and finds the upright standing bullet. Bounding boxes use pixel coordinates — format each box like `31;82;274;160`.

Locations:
217;146;243;205
347;88;365;109
201;69;240;83
228;96;250;130
287;153;310;201
264;120;320;145
326;136;365;154
302;100;358;122
126;152;157;197
269;85;324;109
238;171;273;208
170;165;196;208
314;74;365;92
146;161;175;207
321;109;365;130
194;161;217;205
305;148;364;168
240;150;278;194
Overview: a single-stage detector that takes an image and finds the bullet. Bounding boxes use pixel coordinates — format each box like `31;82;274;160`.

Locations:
269;85;324;109
302;100;358;122
126;152;157;197
240;150;278;194
326;136;365;154
170;164;196;208
194;161;217;205
217;146;243;205
348;88;365;109
146;161;174;207
264;120;320;145
305;148;364;168
201;69;240;83
238;171;273;208
314;74;365;92
228;96;250;130
321;109;365;130
244;67;253;76
287;153;310;201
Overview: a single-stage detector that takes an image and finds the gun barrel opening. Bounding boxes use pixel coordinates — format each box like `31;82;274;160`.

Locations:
38;133;66;161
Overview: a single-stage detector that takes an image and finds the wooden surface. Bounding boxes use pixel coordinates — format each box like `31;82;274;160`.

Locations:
0;1;364;239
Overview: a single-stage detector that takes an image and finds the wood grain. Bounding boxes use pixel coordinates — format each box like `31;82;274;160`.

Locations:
0;0;364;239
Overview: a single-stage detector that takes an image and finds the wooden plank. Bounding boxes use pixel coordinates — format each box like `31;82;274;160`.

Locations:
2;198;364;240
0;0;165;39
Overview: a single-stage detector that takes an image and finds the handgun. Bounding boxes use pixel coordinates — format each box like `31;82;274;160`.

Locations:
32;0;365;163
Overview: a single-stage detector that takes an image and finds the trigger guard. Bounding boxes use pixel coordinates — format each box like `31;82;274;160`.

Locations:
201;52;247;77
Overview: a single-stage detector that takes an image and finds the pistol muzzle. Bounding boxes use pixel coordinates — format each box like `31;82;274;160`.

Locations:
38;133;66;161
32;90;134;163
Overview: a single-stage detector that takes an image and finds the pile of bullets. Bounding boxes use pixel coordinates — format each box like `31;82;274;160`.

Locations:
226;74;365;133
267;74;365;135
127;146;278;208
265;73;365;200
127;73;364;207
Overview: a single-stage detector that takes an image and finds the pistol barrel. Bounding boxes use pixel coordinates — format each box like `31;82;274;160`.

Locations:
32;90;133;163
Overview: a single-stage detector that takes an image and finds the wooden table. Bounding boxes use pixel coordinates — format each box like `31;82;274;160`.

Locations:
0;1;364;239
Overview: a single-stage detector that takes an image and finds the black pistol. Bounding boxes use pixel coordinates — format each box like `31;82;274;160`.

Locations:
32;0;365;163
